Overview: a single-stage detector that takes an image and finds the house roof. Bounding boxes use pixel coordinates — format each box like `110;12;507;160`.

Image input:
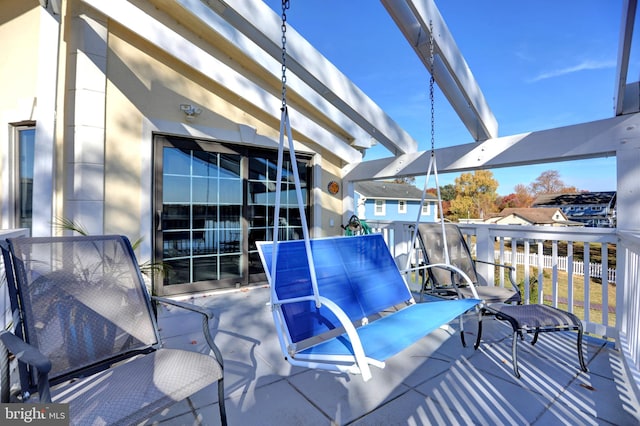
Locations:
495;207;567;225
532;191;616;207
354;181;436;201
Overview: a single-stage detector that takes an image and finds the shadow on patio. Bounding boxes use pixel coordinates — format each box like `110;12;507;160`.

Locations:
147;286;640;425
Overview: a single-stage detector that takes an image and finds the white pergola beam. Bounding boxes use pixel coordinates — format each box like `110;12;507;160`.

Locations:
81;0;361;163
381;0;498;141
344;114;640;181
214;0;420;155
175;0;375;150
615;0;638;115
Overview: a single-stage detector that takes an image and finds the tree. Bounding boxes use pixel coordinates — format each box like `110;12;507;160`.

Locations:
529;170;579;195
448;170;499;220
514;183;535;207
392;176;416;185
496;193;519;211
498;184;535;210
425;186;453;218
439;184;456;201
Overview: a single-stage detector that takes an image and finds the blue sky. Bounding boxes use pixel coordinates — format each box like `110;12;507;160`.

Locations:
264;1;633;195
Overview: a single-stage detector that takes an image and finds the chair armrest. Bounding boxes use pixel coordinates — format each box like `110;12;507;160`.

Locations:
474;260;521;297
152;297;224;370
425;263;479;299
475;259;514;270
399;264;435;275
153;296;213;319
0;331;52;402
0;332;51;374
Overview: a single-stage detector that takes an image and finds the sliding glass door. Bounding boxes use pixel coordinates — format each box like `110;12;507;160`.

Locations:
154;134;310;295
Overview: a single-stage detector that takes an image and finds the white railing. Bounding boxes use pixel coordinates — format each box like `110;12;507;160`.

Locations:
369;219;640;395
616;230;640;396
365;220;618;338
465;223;618;337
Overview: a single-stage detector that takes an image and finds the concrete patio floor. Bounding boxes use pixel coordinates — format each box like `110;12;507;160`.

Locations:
146;285;640;425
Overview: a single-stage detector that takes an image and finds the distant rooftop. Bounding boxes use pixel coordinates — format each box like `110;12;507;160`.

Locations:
495;207;568;225
355;181;436;201
533;191;616;207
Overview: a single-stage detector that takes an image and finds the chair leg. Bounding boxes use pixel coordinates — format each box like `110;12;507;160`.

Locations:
0;340;9;403
531;328;540;345
474;311;484;350
460;315;467;347
577;327;588;373
511;330;521;378
218;378;227;426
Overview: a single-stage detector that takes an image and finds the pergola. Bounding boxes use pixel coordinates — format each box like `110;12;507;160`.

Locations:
204;0;640;230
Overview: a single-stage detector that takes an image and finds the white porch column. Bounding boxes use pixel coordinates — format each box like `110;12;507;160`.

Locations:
31;7;60;236
64;12;107;234
616;144;640;231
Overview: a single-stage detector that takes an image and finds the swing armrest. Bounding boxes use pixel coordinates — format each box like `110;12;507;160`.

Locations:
272;295;374;381
316;296;373;381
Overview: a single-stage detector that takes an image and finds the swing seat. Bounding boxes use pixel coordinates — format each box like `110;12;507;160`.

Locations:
257;234;480;381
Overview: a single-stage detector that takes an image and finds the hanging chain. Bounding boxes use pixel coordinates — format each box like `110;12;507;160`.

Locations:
280;0;290;111
429;20;436;156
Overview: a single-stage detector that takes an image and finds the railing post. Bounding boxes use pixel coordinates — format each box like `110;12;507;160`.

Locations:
474;225;492;286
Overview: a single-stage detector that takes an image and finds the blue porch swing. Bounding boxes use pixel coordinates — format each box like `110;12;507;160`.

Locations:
256;1;480;382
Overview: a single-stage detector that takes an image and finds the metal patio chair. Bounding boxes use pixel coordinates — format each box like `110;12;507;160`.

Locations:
415;223;587;377
415;223;521;305
0;235;227;425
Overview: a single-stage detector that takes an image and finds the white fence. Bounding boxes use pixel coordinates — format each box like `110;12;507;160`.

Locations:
495;250;616;284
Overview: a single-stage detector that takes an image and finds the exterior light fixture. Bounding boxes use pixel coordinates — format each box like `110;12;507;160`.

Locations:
179;104;202;121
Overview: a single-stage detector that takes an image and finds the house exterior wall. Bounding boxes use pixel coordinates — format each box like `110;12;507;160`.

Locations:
0;3;39;113
0;2;41;229
358;196;437;222
1;1;348;277
494;214;531;226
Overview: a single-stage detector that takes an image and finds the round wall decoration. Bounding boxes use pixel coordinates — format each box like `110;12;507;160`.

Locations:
327;181;340;194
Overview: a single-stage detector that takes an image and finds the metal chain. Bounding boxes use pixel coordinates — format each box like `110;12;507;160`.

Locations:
429;20;435;155
280;0;290;111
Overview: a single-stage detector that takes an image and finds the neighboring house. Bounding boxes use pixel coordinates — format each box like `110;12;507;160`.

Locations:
0;1;417;295
354;181;438;222
487;207;575;227
532;192;617;228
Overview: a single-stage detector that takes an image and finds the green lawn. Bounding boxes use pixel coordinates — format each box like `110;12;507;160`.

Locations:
507;265;616;327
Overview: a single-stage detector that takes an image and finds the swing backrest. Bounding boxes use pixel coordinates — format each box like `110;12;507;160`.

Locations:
258;234;412;344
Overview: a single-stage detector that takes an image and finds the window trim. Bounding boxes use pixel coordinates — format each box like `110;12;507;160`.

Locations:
398;200;407;214
374;199;386;216
11;122;36;230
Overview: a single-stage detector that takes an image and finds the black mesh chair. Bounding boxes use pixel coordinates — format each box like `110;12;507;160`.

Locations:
0;235;227;425
415;223;587;378
416;223;521;305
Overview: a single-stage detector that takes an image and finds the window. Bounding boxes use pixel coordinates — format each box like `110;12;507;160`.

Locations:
374;199;385;216
422;203;430;215
15;125;35;230
154;134;311;294
398;200;407;214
